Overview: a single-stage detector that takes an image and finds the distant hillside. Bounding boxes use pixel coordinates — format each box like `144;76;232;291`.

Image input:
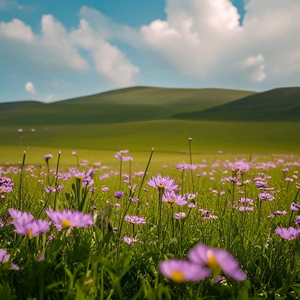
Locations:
0;101;43;112
173;87;300;122
0;86;255;125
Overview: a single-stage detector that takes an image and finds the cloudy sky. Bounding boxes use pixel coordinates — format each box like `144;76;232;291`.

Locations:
0;0;299;103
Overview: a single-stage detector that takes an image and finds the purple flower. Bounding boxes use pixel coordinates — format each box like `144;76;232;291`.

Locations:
0;177;14;198
148;174;179;191
44;154;53;161
275;227;300;240
72;151;77;156
13;219;50;237
102;185;109;192
8;208;34;222
0;249;10;263
272;210;287;216
11;263;20;270
123;236;138;244
295;216;300;225
162;191;187;206
188;244;247;281
174;212;186;219
45;186;56;193
46;209;94;229
159;260;210;283
124;215;146;224
238;198;254;205
258;193;275;201
114;150;132;161
113;191;123;199
290;203;300;211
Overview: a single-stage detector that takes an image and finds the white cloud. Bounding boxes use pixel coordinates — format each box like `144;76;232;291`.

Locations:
25;82;37;94
71;19;139;87
1;1;300;93
0;13;139;87
0;19;34;42
131;0;300;86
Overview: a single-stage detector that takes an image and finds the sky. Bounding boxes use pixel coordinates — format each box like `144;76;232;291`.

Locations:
0;0;299;103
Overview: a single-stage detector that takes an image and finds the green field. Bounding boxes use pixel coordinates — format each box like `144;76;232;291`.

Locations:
0;86;299;164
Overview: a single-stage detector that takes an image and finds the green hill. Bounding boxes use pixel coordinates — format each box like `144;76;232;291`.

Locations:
0;100;44;112
173;87;300;122
0;86;299;156
0;87;255;125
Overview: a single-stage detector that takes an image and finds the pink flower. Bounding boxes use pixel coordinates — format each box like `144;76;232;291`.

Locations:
46;209;94;229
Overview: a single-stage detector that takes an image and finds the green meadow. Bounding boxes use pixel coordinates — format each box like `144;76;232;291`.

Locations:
0;86;299;165
1;86;300;299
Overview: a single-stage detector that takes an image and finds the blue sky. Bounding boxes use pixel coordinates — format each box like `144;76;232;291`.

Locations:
0;0;299;103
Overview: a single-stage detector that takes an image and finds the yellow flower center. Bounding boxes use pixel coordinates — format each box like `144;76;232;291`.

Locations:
168;198;175;204
207;250;222;277
26;229;32;236
158;184;164;189
171;270;185;283
61;219;71;227
76;175;84;180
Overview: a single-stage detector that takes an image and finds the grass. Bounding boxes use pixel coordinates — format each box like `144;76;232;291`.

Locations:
0;149;300;299
0;120;299;165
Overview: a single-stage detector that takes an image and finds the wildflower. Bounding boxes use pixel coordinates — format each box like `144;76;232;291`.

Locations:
0;249;10;263
102;185;109;192
57;185;64;191
72;151;77;156
148;174;179;191
123;236;138;244
13;219;50;237
45;186;56;193
44;154;53;161
124;215;146;224
46;209;94;229
258;193;275;201
295;216;300;225
160;260;210;283
162;191;187;206
39;254;45;261
188;244;247;281
273;210;287;216
184;193;197;200
11;263;20;270
114;150;132;161
8;208;34;222
275;227;300;240
290;203;300;211
113;191;123;199
18;128;23;132
174;212;186;219
238;198;254;205
0;177;14;199
129;197;140;203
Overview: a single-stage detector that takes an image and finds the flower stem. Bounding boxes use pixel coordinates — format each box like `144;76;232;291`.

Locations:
188;138;195;193
18;151;26;210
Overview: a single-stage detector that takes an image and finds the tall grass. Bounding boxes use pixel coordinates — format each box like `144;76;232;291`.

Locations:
0;150;299;299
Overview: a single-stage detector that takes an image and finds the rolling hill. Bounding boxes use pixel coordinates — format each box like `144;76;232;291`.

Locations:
173;87;300;122
0;87;255;125
0;86;299;158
